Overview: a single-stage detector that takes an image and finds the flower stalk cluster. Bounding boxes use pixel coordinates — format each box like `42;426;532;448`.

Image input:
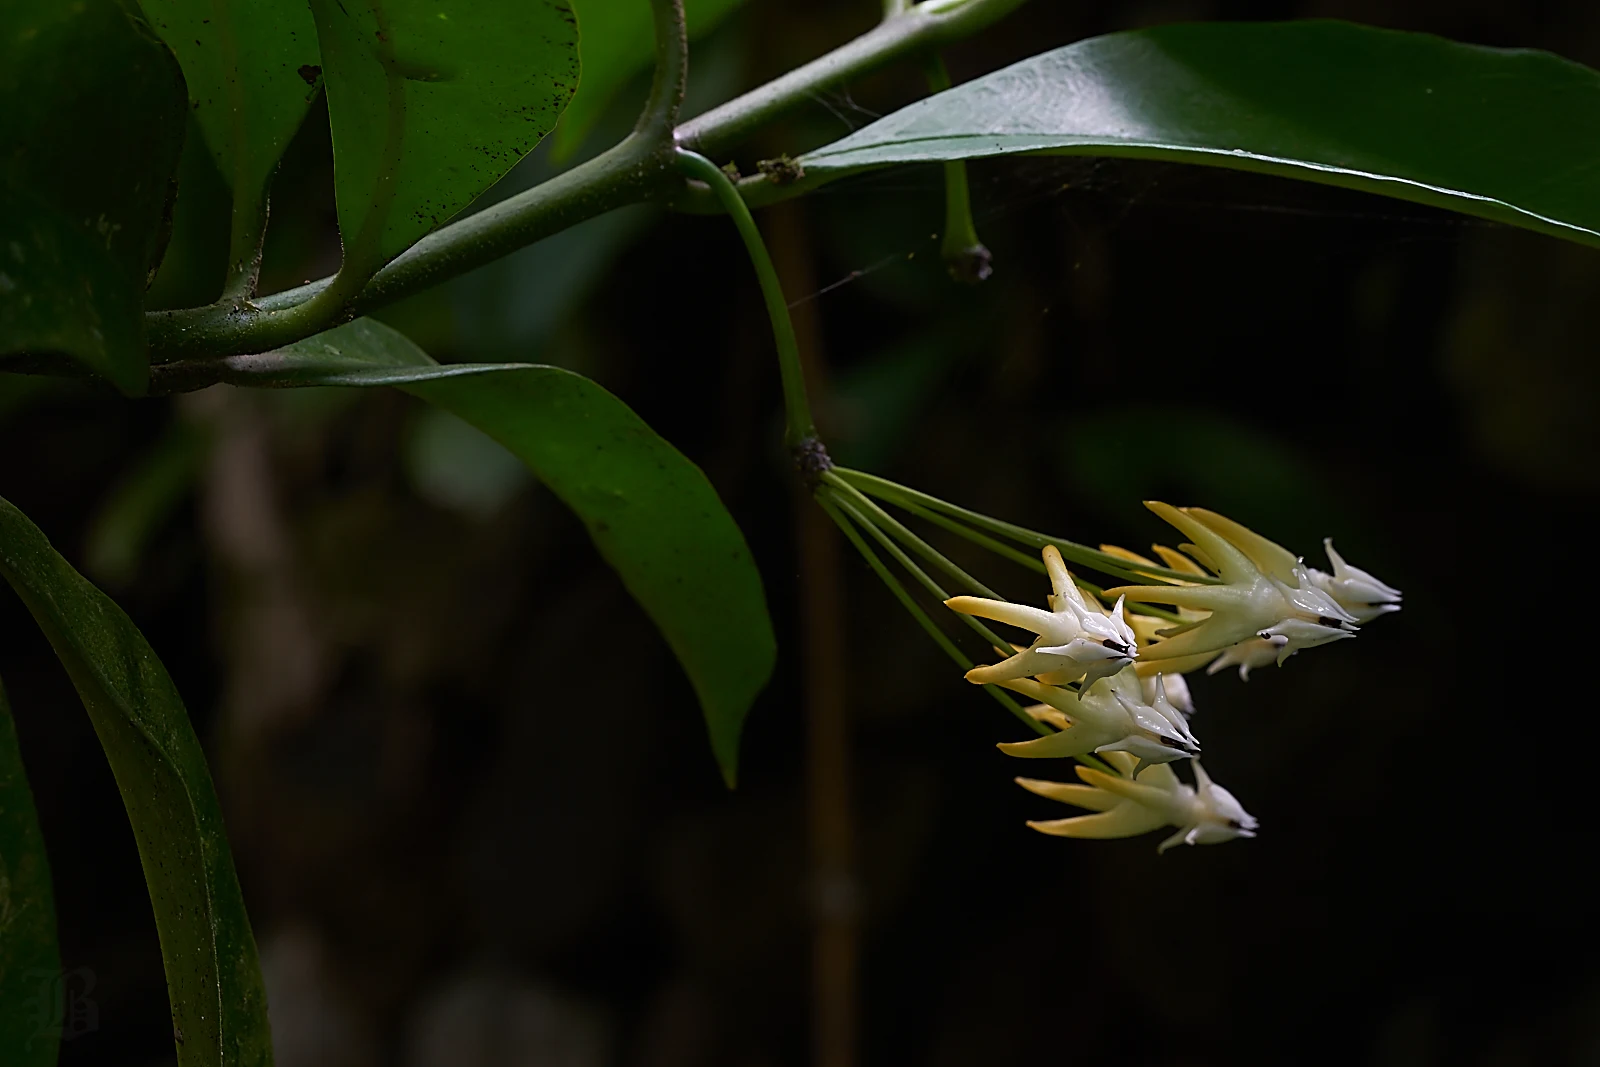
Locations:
818;472;1401;853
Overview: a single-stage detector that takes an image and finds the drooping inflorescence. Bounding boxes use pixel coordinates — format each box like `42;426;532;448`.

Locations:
948;501;1400;853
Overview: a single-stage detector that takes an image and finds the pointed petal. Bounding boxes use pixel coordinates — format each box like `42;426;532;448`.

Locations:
1145;502;1258;585
996;677;1078;716
1053;568;1094;616
1042;544;1075;604
1134;653;1214;677
1185;508;1300;584
1014;776;1119;811
1130;618;1255;661
1075;766;1177;810
1027;805;1168;839
1100;750;1139;776
1135;761;1183;790
998;729;1092;759
1179;543;1219;574
965;646;1068;685
1154;616;1208;639
1099;544;1159;567
945;596;1058;634
1152;544;1207;577
1099;584;1233;612
1025;705;1071;730
1156;826;1193;853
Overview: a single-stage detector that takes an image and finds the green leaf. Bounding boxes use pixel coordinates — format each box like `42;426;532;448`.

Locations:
0;0;188;393
136;0;322;244
0;677;60;1067
0;185;147;395
1;0;188;286
800;21;1600;248
0;496;272;1067
155;318;776;785
309;0;581;273
554;0;747;157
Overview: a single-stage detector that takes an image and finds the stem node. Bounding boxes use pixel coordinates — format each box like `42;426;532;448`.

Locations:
794;435;835;485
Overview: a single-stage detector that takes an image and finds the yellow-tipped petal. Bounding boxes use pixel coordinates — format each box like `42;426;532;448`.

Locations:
1026;805;1167;839
1133;652;1213;677
945;595;1057;633
996;676;1064;708
1041;544;1074;604
1014;777;1118;811
1131;760;1183;790
997;728;1092;759
1143;501;1257;585
1177;542;1218;574
1125;611;1170;645
1100;750;1140;776
1075;765;1175;808
1034;667;1086;687
1126;622;1240;661
1184;507;1300;585
1100;544;1159;567
1152;544;1207;578
1023;704;1071;730
1099;584;1232;612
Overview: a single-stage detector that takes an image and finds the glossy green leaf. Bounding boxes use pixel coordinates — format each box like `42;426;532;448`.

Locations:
136;0;322;246
553;0;747;157
0;677;60;1067
0;496;272;1067
0;185;147;395
155;318;775;785
1;0;188;286
309;0;581;273
800;21;1600;248
0;0;187;393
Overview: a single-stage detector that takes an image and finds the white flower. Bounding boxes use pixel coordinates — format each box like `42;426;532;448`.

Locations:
1309;538;1402;623
994;669;1197;776
1141;671;1194;716
1204;636;1282;680
1015;752;1257;852
946;545;1137;690
1103;503;1358;665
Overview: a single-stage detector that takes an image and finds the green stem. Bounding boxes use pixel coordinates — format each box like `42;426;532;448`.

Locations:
888;497;1186;624
824;489;1117;777
820;471;997;599
218;2;265;301
819;491;1048;738
675;149;816;448
832;467;1221;586
148;134;668;360
922;55;991;284
635;0;687;137
221;188;268;301
676;0;1028;157
891;495;1048;575
144;0;1031;365
822;488;1012;664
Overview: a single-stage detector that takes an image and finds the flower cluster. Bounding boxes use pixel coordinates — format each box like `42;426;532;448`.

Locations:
947;502;1400;852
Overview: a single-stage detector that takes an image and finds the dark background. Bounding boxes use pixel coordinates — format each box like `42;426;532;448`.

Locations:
4;0;1599;1063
